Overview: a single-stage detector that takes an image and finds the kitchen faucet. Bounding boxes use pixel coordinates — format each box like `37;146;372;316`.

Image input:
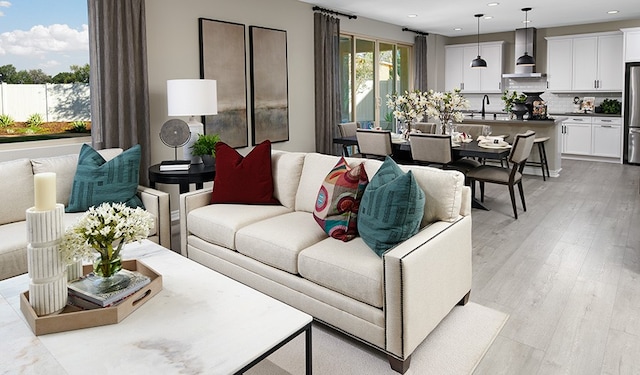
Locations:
482;95;490;118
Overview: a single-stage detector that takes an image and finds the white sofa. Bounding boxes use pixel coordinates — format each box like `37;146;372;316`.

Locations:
0;149;171;281
179;151;472;373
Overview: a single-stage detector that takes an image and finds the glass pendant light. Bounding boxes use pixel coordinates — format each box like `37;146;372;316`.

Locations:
471;14;487;68
516;7;536;66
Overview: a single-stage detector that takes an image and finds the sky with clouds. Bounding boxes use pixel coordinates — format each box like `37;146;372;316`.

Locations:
0;0;89;75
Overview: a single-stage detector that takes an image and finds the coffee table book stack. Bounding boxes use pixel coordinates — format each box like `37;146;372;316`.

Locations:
20;260;163;335
68;268;152;308
159;160;191;171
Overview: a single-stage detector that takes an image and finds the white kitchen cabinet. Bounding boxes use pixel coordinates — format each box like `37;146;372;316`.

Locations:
445;42;503;93
546;32;623;92
622;28;640;62
592;117;622;158
563;122;592;155
547;38;573;91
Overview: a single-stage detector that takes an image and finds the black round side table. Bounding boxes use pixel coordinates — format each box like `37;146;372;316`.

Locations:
148;163;216;194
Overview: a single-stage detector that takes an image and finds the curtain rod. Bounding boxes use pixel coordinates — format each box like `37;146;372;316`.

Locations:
402;27;429;36
312;6;357;19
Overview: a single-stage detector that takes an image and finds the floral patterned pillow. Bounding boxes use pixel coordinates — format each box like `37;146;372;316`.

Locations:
313;157;368;242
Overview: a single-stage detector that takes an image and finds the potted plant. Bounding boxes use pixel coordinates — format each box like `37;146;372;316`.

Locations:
501;90;528;120
191;133;221;165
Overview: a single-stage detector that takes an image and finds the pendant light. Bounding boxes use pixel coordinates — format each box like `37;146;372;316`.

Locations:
470;14;487;68
516;7;536;66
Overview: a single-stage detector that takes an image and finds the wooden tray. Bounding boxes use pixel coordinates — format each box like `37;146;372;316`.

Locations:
20;259;162;335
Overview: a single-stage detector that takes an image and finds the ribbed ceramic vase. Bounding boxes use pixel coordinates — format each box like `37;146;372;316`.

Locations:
26;204;68;316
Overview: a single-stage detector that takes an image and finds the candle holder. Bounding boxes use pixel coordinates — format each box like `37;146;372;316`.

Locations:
26;204;68;316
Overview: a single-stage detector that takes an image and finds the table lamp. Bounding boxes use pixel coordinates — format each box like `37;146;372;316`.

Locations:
167;79;218;164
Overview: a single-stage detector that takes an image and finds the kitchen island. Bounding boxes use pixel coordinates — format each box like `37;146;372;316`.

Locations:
458;117;566;177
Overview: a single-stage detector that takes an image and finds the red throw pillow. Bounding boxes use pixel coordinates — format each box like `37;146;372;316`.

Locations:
211;140;279;205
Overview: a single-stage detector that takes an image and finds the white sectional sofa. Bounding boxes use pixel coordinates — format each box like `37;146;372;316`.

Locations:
0;149;171;281
179;151;472;373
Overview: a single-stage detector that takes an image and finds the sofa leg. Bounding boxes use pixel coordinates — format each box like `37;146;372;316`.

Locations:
388;355;411;374
458;291;471;306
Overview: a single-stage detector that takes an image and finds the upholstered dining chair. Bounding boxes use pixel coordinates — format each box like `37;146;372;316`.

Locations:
455;124;489;140
409;133;481;173
355;129;393;160
466;130;536;219
338;122;360;156
412;122;437;134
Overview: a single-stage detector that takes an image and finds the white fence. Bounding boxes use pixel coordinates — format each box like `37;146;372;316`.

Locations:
0;83;90;122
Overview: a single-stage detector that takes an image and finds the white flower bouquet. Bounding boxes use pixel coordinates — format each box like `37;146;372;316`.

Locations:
425;89;470;125
386;90;429;126
60;202;153;277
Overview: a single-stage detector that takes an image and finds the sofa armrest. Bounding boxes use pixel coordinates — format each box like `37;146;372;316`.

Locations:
137;185;171;249
179;188;213;256
460;185;471;216
383;215;472;360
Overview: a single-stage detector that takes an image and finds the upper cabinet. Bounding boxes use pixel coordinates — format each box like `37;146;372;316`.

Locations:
546;32;623;92
445;42;503;93
622;28;640;62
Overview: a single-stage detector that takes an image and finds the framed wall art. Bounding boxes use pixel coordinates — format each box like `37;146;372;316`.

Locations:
249;26;289;145
199;18;248;148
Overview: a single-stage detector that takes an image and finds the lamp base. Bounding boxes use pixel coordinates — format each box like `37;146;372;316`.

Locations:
184;116;204;164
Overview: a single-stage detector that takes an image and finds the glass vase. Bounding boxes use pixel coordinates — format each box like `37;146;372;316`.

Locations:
93;254;122;278
91;253;129;294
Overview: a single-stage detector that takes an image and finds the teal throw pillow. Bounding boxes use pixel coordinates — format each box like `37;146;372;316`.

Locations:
66;144;144;213
358;157;425;257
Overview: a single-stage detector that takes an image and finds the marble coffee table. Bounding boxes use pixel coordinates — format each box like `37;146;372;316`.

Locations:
0;240;312;374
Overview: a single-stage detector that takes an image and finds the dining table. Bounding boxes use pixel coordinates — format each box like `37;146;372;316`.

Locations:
333;135;512;210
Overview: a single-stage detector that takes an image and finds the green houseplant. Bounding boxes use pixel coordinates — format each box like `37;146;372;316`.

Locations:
191;133;221;165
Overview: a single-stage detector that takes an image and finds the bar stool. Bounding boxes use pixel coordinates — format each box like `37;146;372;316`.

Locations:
526;136;550;181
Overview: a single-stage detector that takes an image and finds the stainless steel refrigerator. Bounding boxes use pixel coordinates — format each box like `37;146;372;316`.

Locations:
625;62;640;164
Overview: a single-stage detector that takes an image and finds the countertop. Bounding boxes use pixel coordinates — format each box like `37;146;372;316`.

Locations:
550;112;622;118
462;117;564;126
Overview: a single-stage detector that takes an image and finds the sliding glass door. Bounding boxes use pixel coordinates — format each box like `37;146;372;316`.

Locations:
340;35;412;130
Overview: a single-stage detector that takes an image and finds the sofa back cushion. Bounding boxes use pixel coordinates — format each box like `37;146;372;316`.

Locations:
271;151;305;210
0;159;34;225
363;159;465;226
295;153;342;212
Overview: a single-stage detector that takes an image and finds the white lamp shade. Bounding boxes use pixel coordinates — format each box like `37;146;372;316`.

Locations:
167;79;218;116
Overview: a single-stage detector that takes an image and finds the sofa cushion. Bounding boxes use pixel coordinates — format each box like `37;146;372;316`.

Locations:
313;157;368;241
271;151;305;210
211;140;279;205
0;159;34;225
358;157;425;256
298;237;384;308
236;211;327;274
187;204;291;250
31;154;79;206
66;144;143;212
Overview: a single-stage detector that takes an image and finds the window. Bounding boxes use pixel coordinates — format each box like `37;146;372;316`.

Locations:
340;34;412;130
0;0;90;143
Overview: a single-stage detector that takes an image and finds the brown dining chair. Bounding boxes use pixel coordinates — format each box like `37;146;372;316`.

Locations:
409;133;481;173
466;130;536;219
355;129;393;160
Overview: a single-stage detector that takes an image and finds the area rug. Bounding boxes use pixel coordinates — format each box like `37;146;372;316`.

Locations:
247;302;508;375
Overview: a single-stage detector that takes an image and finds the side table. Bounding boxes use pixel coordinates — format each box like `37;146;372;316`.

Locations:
148;163;215;194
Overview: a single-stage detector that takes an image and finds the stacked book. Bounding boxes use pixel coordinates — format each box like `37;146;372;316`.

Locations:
160;160;191;171
68;269;151;309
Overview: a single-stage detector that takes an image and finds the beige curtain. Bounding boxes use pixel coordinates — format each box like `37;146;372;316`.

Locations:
314;13;341;155
88;0;151;186
414;35;428;92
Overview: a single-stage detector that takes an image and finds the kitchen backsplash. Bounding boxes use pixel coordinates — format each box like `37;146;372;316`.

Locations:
462;77;622;115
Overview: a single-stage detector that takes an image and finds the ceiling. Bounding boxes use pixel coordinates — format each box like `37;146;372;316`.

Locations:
299;0;640;37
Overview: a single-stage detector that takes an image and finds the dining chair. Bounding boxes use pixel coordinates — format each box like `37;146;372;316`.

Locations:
466;130;536;219
338;122;360;156
356;129;393;160
409;133;481;173
412;122;436;134
455;124;489;140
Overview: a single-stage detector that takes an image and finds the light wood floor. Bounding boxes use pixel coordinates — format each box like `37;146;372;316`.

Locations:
472;159;640;375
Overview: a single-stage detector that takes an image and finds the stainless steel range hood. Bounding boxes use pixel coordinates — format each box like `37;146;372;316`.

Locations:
502;27;546;78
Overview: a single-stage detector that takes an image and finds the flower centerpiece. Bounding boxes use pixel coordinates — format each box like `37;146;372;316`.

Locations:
386;90;429;138
425;89;470;133
60;202;154;279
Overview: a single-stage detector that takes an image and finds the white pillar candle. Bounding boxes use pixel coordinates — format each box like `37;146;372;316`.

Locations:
34;172;57;211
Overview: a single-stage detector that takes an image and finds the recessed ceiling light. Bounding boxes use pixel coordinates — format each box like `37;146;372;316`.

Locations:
484;16;493;20
407;14;418;18
454;27;462;31
608;10;619;14
487;2;499;6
